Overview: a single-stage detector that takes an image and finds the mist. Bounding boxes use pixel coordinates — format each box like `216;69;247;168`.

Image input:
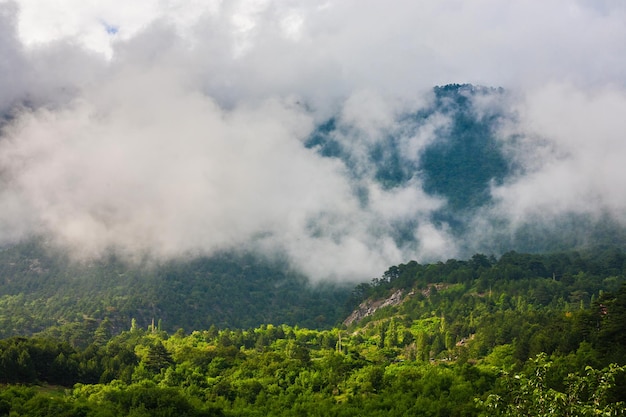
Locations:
1;0;626;281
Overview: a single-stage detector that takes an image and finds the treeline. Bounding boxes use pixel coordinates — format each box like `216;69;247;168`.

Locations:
359;248;625;303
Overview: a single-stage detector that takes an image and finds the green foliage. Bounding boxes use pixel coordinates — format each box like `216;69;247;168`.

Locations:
0;241;353;341
421;84;509;211
144;341;174;373
1;248;626;415
480;354;626;416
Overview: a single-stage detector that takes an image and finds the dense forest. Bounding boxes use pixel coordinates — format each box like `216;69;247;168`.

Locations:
0;240;352;339
1;248;625;416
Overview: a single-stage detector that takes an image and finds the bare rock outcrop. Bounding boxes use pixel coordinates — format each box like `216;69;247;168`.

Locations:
343;283;451;327
343;289;404;327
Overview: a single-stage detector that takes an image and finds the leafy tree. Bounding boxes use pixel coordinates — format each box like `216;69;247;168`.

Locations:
481;354;626;416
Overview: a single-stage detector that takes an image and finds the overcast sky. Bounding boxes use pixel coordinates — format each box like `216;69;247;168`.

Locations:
1;0;625;281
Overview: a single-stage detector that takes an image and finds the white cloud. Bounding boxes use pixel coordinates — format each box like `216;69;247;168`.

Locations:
7;0;626;92
0;62;450;280
491;83;626;224
1;0;626;280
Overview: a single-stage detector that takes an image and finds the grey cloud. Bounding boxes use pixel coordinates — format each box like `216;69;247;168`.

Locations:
0;3;28;113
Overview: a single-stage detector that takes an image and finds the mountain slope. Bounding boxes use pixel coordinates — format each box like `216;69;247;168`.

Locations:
2;84;626;340
0;248;625;416
0;240;353;339
306;84;626;254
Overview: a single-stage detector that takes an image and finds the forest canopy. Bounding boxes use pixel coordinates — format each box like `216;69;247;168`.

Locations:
1;247;625;416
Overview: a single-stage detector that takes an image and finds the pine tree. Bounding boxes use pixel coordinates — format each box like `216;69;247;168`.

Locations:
144;341;173;373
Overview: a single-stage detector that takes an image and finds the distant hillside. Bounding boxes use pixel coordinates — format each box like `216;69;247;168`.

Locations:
344;247;626;364
0;240;353;341
306;84;509;216
306;84;626;254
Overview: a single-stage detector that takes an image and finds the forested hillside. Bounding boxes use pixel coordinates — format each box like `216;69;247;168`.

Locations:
3;0;626;414
0;248;624;416
0;240;352;340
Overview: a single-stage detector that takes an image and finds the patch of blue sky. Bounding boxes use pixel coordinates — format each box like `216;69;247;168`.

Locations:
101;20;119;35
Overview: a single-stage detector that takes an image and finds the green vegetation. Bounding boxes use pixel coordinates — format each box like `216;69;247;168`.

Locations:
1;248;625;415
420;84;508;211
0;240;352;340
306;84;509;209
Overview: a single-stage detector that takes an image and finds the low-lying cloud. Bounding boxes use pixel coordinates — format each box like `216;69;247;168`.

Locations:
1;0;625;281
0;65;448;280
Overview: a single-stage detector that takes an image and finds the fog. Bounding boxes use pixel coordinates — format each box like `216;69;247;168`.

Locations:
1;0;625;280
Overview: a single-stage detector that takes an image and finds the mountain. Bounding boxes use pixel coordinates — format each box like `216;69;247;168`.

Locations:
306;84;626;254
306;84;509;212
2;84;626;339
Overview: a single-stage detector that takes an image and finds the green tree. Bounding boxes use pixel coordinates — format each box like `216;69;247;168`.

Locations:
480;354;626;416
94;318;113;347
144;341;173;374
